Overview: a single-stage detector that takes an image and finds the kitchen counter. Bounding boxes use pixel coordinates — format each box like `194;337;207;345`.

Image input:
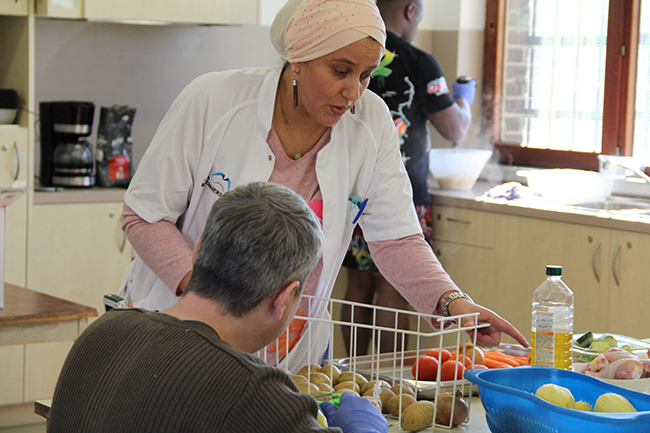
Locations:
431;181;650;234
34;187;126;204
0;283;98;346
34;396;492;431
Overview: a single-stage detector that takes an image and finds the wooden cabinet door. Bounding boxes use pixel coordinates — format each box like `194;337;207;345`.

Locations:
85;0;257;25
0;127;28;286
608;230;650;339
432;239;494;308
0;0;28;16
494;215;611;341
0;345;23;406
27;202;132;313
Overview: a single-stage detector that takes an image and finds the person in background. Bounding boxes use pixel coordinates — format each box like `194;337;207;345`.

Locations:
47;182;388;433
119;0;526;372
342;0;477;355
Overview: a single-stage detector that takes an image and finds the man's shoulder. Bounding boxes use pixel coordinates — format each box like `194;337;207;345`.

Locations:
386;31;432;61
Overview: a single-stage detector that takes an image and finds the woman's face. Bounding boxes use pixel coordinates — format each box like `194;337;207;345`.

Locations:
294;37;383;127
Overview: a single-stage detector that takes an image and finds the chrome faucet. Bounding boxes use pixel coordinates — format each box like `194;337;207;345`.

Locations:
602;159;650;184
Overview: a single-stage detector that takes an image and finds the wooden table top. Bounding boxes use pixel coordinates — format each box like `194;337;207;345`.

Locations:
1;283;98;326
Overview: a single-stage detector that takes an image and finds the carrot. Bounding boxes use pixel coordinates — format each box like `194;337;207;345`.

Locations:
512;356;531;366
483;351;520;367
483;358;512;369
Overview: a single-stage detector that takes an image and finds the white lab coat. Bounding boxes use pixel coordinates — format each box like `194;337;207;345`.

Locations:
120;66;421;369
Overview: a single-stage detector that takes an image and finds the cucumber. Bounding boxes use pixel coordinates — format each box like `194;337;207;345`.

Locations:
575;331;594;348
602;335;618;347
590;340;614;352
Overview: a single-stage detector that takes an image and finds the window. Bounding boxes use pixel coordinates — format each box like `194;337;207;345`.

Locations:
484;0;649;170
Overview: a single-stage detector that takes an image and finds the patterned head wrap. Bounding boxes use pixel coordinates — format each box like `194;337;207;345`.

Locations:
270;0;386;63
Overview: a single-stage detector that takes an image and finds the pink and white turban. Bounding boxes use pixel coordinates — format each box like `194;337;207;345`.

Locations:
270;0;386;63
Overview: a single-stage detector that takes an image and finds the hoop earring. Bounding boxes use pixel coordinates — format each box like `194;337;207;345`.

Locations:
292;72;298;108
350;104;356;115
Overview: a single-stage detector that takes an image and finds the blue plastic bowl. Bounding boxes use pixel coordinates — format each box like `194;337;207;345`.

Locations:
465;366;650;433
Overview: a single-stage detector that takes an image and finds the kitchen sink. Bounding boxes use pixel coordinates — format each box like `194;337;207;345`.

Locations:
569;196;650;212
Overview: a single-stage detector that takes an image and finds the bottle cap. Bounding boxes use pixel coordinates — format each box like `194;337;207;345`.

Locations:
546;265;563;276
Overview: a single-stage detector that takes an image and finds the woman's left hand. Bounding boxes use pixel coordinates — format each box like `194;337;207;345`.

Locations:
448;298;529;348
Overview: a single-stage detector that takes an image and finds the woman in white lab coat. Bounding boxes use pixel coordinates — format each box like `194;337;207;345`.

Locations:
120;0;527;370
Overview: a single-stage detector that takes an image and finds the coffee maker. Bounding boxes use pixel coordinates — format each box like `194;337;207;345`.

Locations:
40;101;95;187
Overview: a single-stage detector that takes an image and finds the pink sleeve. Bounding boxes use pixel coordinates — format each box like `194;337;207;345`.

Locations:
368;234;460;316
121;204;194;294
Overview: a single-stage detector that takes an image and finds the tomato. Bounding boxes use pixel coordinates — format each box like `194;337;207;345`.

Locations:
411;355;439;381
470;364;489;370
458;355;474;369
425;348;452;364
440;360;465;381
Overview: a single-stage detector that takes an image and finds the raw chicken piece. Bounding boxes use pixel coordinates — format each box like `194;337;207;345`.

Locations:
598;358;644;380
642;359;650;378
603;347;637;362
589;354;610;372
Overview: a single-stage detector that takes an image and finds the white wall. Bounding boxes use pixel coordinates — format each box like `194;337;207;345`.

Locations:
35;18;278;167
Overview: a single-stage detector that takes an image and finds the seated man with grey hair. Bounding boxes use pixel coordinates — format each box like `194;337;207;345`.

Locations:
47;182;388;433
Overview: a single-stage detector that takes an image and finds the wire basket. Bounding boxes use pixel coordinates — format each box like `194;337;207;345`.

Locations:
258;294;486;431
465;366;650;433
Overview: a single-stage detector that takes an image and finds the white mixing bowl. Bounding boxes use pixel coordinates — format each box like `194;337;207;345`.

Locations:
429;148;493;191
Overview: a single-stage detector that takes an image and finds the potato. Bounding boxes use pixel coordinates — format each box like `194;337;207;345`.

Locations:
319;364;341;385
338;371;368;388
378;388;396;410
308;372;332;387
364;388;396;413
297;381;321;396
317;383;333;394
386;393;416;417
336;388;360;397
297;364;322;377
363;395;383;412
333;380;360;393
391;383;416;397
360;379;391;395
290;375;308;385
401;401;435;431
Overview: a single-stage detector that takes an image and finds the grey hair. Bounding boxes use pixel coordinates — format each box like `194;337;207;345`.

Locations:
187;182;324;317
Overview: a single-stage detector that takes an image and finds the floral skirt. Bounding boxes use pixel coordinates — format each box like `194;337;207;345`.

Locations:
342;205;432;273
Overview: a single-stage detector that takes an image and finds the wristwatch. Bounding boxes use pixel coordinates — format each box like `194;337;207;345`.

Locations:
439;292;474;317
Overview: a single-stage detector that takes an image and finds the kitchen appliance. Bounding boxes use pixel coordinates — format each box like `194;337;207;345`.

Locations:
40;101;95;187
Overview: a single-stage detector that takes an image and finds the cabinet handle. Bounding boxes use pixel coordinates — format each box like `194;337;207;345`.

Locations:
612;243;621;287
12;141;21;181
446;217;471;224
591;240;601;283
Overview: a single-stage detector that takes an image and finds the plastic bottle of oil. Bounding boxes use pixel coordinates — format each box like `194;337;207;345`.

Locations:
531;265;574;370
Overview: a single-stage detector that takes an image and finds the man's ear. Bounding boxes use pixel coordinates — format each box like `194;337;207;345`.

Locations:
405;1;417;21
193;236;201;262
272;281;300;321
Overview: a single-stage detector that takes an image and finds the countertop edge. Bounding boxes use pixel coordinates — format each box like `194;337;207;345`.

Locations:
431;182;650;234
34;188;127;204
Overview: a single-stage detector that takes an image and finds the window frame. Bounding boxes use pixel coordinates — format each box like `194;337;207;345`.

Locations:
483;0;641;170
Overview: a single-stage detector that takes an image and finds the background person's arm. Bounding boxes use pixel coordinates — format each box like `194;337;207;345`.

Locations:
427;79;476;142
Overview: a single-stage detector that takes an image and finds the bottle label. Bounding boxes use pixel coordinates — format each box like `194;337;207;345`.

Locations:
533;312;555;367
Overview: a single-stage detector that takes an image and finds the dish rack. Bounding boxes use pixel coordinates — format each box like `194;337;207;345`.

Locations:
465;367;650;433
257;294;487;431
